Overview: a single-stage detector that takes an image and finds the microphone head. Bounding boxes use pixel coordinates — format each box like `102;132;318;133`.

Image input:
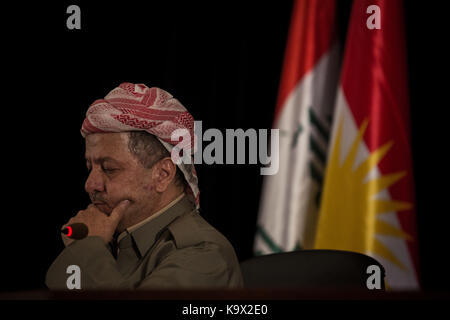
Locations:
61;223;89;240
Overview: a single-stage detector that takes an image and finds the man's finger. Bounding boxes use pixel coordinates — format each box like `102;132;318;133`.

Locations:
109;200;131;222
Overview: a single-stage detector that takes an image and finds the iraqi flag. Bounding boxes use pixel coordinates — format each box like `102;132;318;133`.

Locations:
254;0;340;254
314;0;420;289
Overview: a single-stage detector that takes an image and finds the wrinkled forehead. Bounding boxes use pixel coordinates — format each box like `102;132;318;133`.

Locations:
85;132;131;160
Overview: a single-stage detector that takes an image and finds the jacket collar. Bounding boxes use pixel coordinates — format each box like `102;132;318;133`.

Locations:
119;195;196;257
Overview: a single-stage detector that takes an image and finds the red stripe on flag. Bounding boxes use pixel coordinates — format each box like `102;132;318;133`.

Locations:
340;0;419;281
274;0;336;123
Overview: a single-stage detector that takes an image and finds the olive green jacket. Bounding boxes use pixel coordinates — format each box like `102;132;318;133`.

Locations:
45;196;243;289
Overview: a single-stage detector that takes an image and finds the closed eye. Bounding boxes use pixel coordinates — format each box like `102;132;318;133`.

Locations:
102;167;118;174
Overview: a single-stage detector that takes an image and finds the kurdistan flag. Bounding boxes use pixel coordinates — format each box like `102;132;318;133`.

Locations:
254;0;340;254
314;0;420;289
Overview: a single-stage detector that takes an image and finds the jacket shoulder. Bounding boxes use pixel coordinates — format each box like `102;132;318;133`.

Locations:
167;210;232;249
167;210;206;249
166;209;239;261
164;210;244;287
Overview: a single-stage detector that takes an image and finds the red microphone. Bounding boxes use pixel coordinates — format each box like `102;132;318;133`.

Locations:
61;223;89;240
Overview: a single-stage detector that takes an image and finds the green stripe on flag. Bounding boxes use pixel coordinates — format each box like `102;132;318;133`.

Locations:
291;123;303;148
309;107;330;142
294;242;302;251
256;225;283;253
309;136;326;164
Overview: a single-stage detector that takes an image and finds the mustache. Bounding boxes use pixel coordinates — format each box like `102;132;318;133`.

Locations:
90;193;110;206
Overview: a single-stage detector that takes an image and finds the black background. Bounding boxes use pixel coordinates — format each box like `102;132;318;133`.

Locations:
1;1;448;292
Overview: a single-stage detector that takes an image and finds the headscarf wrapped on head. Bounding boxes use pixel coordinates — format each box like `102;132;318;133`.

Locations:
81;82;199;208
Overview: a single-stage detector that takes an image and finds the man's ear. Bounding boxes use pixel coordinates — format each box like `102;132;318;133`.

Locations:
151;157;177;193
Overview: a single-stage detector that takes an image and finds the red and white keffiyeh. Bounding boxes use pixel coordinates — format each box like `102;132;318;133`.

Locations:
81;82;199;208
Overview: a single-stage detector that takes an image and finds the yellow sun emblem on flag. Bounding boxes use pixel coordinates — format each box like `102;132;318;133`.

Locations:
314;117;412;270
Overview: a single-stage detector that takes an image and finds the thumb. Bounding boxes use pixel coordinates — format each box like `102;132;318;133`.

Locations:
109;200;131;222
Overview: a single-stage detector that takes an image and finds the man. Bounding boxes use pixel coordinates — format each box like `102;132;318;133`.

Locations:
46;83;243;289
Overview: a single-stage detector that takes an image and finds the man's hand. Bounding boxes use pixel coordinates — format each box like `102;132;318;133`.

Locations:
61;200;130;247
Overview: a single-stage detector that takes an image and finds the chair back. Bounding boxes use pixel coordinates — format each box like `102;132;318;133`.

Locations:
240;250;385;290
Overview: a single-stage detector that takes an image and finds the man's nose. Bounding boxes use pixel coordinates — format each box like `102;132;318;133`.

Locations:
85;168;105;194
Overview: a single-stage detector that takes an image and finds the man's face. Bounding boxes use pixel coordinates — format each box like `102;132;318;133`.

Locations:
84;133;156;231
